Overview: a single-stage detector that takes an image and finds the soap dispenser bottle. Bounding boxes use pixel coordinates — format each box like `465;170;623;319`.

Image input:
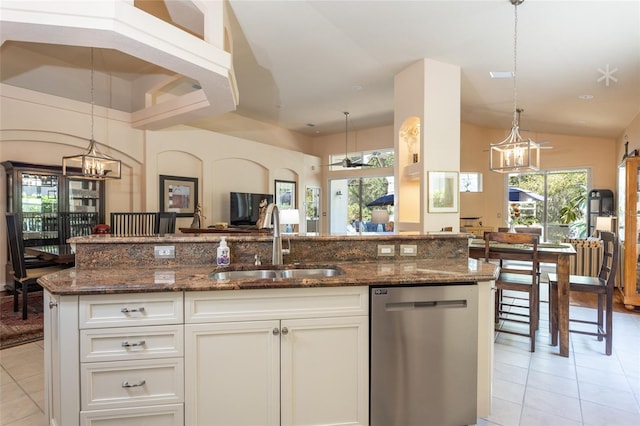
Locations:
217;237;230;266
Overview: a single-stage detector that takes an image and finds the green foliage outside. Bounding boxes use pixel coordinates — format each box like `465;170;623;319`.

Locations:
347;152;395;224
508;170;588;239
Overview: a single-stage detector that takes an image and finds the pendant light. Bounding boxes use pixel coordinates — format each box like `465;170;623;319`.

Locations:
489;0;540;173
62;48;122;180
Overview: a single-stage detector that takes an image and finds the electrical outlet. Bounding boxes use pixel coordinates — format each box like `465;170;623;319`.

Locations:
400;244;417;256
154;245;175;259
377;244;395;257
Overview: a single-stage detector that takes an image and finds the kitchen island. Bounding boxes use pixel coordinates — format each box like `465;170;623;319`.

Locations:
39;233;498;426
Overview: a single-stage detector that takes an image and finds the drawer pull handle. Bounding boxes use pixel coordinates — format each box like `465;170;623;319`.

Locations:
121;340;146;348
121;307;146;314
122;380;146;388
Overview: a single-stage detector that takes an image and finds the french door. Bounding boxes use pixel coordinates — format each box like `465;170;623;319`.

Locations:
508;169;589;241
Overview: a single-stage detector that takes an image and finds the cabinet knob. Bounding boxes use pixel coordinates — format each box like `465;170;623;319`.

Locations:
272;328;280;335
281;327;289;335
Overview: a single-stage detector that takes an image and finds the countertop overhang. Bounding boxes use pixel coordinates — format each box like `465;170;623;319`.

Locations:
38;258;498;295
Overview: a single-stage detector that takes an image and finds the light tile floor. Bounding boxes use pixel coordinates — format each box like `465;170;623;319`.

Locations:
1;300;639;426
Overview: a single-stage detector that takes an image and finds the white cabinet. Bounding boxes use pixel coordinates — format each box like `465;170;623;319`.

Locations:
184;286;369;426
45;291;185;426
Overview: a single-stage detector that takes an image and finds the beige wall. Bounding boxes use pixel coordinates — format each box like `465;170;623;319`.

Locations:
460;122;618;231
0;83;634;287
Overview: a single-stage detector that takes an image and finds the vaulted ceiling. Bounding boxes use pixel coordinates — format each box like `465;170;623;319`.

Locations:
2;1;639;140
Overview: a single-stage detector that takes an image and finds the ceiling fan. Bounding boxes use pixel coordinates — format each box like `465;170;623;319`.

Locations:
326;112;375;168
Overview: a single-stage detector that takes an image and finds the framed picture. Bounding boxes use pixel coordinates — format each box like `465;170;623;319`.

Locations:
159;175;199;217
428;171;459;213
275;179;296;209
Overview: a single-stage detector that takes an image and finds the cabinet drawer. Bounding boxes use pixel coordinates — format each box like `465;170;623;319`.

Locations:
81;358;184;410
80;325;183;362
80;404;183;426
79;293;183;329
186;286;368;323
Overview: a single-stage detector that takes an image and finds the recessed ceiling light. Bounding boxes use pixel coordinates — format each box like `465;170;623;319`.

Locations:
489;71;514;79
352;85;363;92
578;94;594;100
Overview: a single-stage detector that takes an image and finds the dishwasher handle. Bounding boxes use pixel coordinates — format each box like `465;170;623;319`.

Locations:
385;299;467;311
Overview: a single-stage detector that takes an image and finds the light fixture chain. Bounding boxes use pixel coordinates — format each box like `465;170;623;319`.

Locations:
90;47;95;143
512;0;519;128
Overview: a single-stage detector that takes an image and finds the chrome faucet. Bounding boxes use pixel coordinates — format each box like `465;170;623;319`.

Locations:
261;203;283;265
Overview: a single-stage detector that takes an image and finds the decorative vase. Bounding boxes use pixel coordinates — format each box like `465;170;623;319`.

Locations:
508;222;517;233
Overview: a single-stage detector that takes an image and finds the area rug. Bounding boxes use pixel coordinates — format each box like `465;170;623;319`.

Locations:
0;291;44;349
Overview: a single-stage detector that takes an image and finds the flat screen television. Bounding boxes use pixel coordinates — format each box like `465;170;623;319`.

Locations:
230;192;274;227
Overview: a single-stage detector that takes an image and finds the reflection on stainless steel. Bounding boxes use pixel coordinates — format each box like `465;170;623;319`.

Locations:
370;284;478;426
210;267;342;281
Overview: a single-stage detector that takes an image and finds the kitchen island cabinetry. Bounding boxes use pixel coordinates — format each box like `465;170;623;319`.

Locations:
184;287;369;426
44;291;185;426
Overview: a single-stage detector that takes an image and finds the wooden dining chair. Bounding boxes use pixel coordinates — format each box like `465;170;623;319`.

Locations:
548;230;618;355
110;212;157;236
484;231;540;352
58;212;99;244
6;213;67;319
155;212;177;234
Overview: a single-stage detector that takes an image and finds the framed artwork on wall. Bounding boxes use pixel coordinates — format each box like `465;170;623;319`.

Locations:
275;179;296;209
428;171;459;213
159;175;199;217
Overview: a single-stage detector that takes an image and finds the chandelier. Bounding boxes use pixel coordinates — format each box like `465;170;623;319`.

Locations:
62;48;122;180
489;0;540;173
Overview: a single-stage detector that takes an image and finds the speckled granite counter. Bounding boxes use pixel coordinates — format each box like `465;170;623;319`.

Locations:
38;233;499;295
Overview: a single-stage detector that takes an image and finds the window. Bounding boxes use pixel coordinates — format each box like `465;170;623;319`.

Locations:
329;148;394;171
508;169;589;241
328;149;395;235
460;172;482;192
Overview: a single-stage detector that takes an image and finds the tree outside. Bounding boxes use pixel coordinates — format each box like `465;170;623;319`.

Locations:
508;169;588;240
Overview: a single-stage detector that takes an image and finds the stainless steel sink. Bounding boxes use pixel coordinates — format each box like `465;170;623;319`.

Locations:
211;267;342;281
280;268;342;278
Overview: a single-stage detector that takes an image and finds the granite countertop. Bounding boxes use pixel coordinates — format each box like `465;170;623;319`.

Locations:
38;258;499;296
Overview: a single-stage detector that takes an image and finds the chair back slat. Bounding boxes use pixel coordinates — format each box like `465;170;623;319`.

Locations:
156;212;177;234
484;231;539;266
598;231;618;288
58;212;99;243
110;212;158;236
6;213;28;280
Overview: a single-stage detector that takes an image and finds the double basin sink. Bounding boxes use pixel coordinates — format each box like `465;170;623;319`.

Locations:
211;266;343;281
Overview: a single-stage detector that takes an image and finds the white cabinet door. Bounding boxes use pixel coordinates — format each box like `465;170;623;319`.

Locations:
280;315;369;426
184;320;281;426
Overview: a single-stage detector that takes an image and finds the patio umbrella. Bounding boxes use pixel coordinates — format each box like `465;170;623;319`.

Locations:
508;186;544;202
367;193;394;207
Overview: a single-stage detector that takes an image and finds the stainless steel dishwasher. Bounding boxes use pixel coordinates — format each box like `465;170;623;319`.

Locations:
370;283;478;426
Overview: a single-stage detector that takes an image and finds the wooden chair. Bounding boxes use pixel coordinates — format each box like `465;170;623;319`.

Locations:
110;212;157;236
58;212;99;244
6;213;66;319
155;212;177;234
548;231;618;355
484;231;540;352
